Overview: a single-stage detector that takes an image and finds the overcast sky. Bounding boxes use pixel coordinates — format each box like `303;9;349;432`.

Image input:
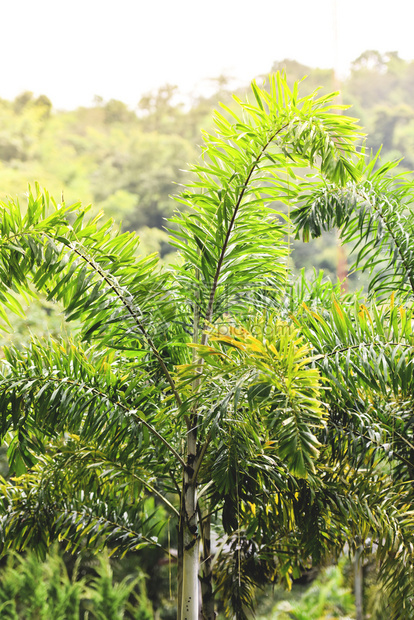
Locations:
1;0;413;110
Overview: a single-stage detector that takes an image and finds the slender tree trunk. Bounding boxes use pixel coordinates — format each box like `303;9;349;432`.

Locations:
177;515;184;620
354;546;363;620
181;426;199;620
201;512;215;619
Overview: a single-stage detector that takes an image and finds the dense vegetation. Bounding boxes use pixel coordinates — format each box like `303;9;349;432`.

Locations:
1;54;414;619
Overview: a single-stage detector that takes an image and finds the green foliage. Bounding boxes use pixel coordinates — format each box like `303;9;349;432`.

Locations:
293;154;414;300
291;142;414;617
270;559;355;620
0;547;152;619
85;550;152;620
189;322;326;478
1;72;414;619
0;50;413;284
0;548;83;619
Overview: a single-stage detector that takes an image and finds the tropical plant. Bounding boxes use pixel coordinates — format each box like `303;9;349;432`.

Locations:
0;547;84;619
84;550;153;620
0;74;412;620
271;558;355;620
0;546;151;619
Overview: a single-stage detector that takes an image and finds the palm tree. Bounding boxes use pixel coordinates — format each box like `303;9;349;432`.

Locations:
0;75;411;619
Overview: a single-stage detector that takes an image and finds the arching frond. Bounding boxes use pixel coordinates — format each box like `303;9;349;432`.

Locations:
293;155;414;300
170;74;362;336
0;339;184;474
0;466;168;560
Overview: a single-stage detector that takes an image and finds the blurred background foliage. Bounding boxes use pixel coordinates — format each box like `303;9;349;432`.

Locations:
0;545;154;619
0;50;412;617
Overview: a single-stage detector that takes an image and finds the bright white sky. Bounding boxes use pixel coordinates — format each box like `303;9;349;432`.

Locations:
1;0;413;110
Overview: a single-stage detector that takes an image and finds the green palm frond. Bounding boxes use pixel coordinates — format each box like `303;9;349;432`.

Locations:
293;154;414;300
298;297;414;403
0;186;184;404
170;75;362;337
0;447;170;559
185;319;326;478
0;338;184;474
